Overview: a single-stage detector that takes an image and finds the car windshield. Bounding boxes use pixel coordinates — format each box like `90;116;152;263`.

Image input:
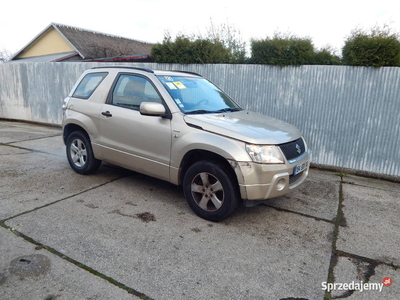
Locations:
157;75;241;114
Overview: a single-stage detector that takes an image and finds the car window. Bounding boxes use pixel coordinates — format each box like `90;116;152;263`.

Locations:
157;75;241;114
111;74;162;110
72;72;108;99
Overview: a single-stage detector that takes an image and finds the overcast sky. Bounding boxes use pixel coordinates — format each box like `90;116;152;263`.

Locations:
1;0;400;55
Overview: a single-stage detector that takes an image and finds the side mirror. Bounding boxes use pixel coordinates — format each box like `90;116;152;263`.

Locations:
140;102;166;116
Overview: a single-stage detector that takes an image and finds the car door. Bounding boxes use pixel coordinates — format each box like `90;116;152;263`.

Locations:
98;73;172;181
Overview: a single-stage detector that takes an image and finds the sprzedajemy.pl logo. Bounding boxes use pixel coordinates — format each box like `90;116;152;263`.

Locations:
322;277;393;293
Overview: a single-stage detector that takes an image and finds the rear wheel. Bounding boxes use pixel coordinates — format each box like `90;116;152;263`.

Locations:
183;160;240;222
66;131;101;174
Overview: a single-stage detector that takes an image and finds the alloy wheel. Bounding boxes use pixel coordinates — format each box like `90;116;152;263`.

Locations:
69;138;87;168
191;172;225;211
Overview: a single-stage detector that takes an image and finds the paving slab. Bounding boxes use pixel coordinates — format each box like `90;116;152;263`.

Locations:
13;135;66;157
266;169;340;221
0;144;30;155
0;145;131;220
0;121;61;144
344;173;400;192
5;175;334;300
328;256;399;299
337;183;400;266
0;226;138;300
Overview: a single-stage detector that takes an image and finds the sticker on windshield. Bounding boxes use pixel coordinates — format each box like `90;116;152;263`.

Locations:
175;99;184;108
164;76;174;81
173;81;187;89
165;82;177;89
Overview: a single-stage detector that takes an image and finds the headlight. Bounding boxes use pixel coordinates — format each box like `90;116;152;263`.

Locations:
245;144;285;164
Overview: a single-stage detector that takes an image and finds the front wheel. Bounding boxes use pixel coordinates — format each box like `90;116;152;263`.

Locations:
183;160;240;222
66;131;101;175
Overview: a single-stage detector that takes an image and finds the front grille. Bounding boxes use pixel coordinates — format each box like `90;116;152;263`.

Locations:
289;172;304;185
279;138;305;161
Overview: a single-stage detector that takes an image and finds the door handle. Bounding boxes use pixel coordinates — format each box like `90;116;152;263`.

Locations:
101;111;112;117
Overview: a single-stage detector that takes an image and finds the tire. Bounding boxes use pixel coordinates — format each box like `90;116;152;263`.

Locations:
183;160;240;222
66;131;101;175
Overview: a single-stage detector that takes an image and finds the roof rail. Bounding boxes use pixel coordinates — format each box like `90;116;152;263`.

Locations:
91;66;154;73
171;70;202;76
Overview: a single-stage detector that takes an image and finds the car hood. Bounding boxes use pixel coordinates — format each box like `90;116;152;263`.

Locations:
183;110;301;144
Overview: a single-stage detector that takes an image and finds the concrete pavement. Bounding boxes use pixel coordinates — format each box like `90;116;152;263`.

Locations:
0;120;399;300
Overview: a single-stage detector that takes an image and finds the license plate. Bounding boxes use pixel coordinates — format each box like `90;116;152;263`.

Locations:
294;161;308;175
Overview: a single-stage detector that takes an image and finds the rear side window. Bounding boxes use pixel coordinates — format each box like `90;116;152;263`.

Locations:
110;74;162;111
72;72;108;99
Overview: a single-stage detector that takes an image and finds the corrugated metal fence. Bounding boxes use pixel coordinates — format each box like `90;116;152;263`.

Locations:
0;62;399;178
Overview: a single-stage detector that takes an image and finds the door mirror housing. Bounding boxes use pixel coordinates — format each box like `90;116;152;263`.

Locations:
140;102;166;117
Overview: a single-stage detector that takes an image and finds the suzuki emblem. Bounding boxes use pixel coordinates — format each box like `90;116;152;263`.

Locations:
296;144;301;154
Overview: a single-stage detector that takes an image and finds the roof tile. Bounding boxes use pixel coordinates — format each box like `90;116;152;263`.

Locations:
54;23;153;59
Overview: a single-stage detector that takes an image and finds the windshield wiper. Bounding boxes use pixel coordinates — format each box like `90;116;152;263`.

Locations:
186;108;242;115
212;107;242;113
185;109;215;114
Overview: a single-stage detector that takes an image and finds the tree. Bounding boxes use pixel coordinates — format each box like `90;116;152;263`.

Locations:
206;20;247;63
312;46;341;65
250;33;315;66
342;25;400;67
151;21;247;64
151;33;231;64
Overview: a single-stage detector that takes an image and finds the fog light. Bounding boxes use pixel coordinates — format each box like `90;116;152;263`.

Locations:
276;178;287;191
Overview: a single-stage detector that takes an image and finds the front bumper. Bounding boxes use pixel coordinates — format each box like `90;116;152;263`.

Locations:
232;153;310;201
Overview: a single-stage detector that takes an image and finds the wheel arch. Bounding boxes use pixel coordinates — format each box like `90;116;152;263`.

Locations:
63;123;89;145
178;149;238;186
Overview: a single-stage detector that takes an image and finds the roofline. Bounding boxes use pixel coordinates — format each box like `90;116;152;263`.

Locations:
51;22;154;45
10;22;154;61
51;23;84;59
10;23;55;60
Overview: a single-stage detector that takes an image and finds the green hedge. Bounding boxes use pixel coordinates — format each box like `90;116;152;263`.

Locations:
342;27;400;67
251;35;314;66
151;27;400;67
152;35;232;64
250;34;341;66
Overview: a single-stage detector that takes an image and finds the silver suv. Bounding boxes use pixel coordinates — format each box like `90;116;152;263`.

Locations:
62;66;309;221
